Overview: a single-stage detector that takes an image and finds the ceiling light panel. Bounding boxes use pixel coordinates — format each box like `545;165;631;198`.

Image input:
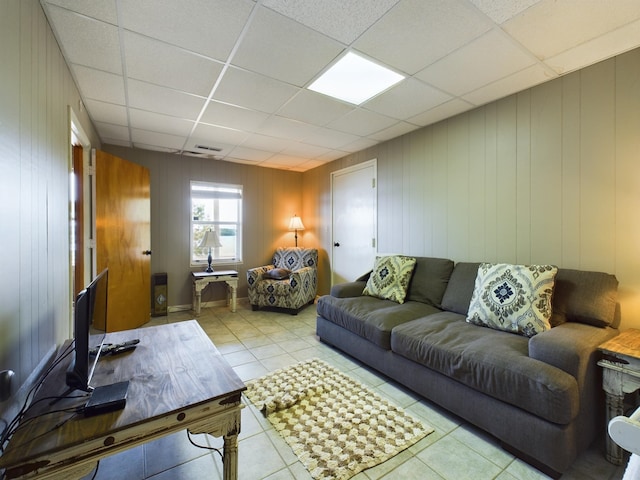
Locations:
308;52;405;105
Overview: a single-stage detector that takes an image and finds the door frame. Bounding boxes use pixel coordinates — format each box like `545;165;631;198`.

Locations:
68;107;92;335
330;159;377;286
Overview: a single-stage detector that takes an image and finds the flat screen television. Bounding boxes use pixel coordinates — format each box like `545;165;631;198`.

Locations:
65;268;108;393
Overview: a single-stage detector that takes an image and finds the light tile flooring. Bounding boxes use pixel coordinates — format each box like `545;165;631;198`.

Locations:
83;301;628;480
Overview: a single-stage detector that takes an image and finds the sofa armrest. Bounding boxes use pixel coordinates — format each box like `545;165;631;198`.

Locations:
247;265;275;284
330;281;366;298
529;322;618;380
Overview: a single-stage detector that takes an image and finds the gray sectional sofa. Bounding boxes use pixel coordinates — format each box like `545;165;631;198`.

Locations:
316;257;620;477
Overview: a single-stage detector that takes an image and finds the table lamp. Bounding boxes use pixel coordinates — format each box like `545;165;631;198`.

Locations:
199;229;222;272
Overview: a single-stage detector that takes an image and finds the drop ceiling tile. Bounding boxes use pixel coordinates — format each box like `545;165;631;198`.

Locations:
213;67;299;114
118;0;254;61
73;65;126;104
462;64;553;106
301;126;361;150
131;128;186;150
354;0;492;75
468;0;542;24
277;90;354;127
363;77;452;119
43;0;118;23
545;19;640;75
201;102;270;132
228;146;274;162
503;0;640;60
417;30;538;97
127;79;206;120
408;98;475;127
95;122;130;142
281;141;333;158
191;123;249;146
340;137;379;153
262;0;400;44
124;32;223;96
102;138;132;148
231;6;344;87
261;153;306;168
241;133;290;152
316;150;350;163
45;5;122;73
129;109;195;136
256;116;320;142
328;109;398;137
368;121;419;142
296;158;330;171
83;99;128;126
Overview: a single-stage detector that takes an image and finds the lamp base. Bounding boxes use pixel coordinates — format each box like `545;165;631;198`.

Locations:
205;251;214;273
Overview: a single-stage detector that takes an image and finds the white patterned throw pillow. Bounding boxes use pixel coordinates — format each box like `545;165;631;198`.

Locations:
363;255;417;304
466;263;558;337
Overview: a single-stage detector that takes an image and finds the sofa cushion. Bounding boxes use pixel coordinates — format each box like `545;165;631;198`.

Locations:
551;268;618;327
263;268;291;280
390;312;579;424
406;257;455;307
316;295;441;350
466;263;558;337
363;255;417;304
440;262;481;314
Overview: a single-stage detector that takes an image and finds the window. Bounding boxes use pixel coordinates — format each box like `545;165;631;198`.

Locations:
191;181;242;266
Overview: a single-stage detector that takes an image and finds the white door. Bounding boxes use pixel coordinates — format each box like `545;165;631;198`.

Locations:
331;160;377;285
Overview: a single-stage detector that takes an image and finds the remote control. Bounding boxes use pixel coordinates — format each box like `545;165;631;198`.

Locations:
110;344;137;355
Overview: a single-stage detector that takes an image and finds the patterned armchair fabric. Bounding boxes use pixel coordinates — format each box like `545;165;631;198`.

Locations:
247;247;318;314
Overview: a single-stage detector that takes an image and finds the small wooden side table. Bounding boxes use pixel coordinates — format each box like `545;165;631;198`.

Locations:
192;270;239;314
598;328;640;465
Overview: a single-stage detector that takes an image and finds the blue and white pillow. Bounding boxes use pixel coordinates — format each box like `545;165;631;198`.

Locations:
466;263;558;337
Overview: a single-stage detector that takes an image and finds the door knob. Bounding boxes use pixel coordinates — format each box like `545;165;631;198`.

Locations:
333;242;340;247
142;250;152;255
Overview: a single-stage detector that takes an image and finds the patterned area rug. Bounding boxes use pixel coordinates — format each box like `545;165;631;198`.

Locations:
244;358;433;480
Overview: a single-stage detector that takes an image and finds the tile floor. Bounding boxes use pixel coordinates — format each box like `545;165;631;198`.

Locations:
83;301;628;480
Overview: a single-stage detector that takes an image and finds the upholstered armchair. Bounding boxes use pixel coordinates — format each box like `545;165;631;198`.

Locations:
247;247;318;314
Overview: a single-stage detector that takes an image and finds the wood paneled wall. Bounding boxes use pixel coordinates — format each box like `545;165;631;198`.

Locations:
0;0;99;401
305;48;640;330
102;146;305;307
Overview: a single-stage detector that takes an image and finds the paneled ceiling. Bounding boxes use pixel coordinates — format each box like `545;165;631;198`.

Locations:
41;0;640;172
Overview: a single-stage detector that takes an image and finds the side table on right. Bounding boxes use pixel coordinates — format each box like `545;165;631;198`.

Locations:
598;328;640;465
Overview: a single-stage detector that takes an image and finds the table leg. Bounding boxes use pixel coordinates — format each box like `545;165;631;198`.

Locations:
193;282;202;315
226;281;237;313
223;433;239;480
604;391;626;465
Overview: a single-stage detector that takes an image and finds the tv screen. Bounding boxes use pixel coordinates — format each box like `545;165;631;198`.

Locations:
66;268;108;393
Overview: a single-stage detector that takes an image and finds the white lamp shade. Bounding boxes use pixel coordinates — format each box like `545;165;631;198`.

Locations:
288;216;305;231
199;229;222;248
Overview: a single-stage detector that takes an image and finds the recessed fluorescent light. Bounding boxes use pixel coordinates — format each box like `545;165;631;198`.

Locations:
308;52;405;105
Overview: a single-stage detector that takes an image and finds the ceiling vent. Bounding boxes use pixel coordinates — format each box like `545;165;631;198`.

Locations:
194;144;222;152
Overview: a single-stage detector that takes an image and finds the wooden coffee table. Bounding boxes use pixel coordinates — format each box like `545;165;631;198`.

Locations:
0;320;246;479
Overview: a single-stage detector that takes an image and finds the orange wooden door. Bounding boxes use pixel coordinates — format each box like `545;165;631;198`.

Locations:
72;145;85;298
95;150;151;332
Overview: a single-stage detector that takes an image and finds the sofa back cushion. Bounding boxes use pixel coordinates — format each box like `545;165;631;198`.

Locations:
442;263;619;328
273;247;317;272
406;257;455;307
551;268;619;327
441;262;481;314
